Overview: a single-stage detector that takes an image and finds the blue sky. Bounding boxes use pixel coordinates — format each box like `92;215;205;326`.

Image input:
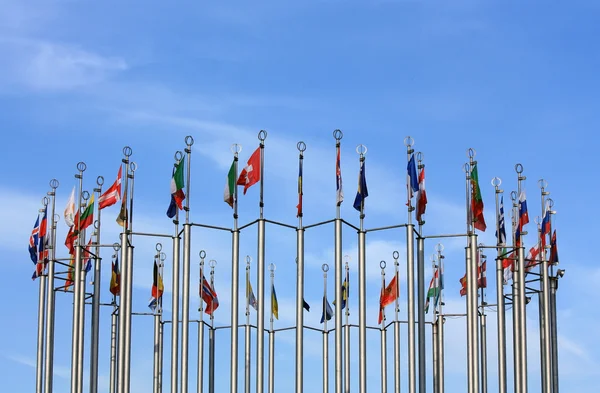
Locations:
1;1;599;392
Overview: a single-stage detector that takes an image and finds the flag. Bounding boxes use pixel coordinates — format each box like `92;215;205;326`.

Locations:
149;259;164;311
478;260;487;288
407;154;418;199
65;255;75;291
109;256;120;296
502;251;515;283
83;238;93;273
320;296;334;323
65;226;77;255
333;277;349;309
28;214;40;264
247;275;257;310
425;268;440;313
470;163;486;231
541;203;551;248
296;158;303;217
224;159;236;208
525;244;541;273
74;194;95;231
166;157;186;218
459;274;467;297
271;283;279;320
496;196;507;246
64;186;76;227
303;299;310;312
31;261;45;280
353;160;368;211
378;275;398;323
237;147;261;195
38;206;48;264
416;166;428;221
200;275;219;315
116;185;128;228
549;230;559;263
515;190;529;245
336;144;343;205
98;166;122;210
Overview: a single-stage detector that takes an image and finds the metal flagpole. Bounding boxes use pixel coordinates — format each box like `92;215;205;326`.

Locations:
36;202;48;393
257;130;267;393
197;251;206;393
209;260;217;393
90;176;104;393
405;137;416;393
357;144;368;393
333;130;344;393
171;207;181;393
245;256;253;393
393;251;401;393
492;178;507;393
432;317;438;393
76;222;87;393
182;136;194;393
322;264;330;393
549;270;560;393
231;144;241;393
159;319;164;393
466;150;479;393
109;244;120;393
380;261;388;393
436;244;445;393
344;255;351;393
479;246;488;393
516;164;528;393
416;152;426;393
539;180;552;393
123;160;137;393
268;263;276;393
71;161;85;393
154;245;165;393
44;179;59;393
296;142;306;393
510;190;521;393
534;218;546;393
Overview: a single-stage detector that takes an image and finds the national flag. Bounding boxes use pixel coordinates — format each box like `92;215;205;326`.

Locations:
98;166;122;210
116;185;128;228
271;283;279;320
65;226;77;255
296;158;303;217
38;206;48;263
502;251;515;283
525;244;541;273
378;275;398;323
407;154;418;199
425;267;440;313
166;157;186;218
320;296;334;323
109;256;120;296
224;159;236;208
336;144;343;205
303;299;311;312
459;274;467;297
247;275;257;311
65;255;75;291
478;260;487;288
541;203;551;248
496;196;507;246
149;259;165;311
74;194;95;231
64;186;76;227
31;261;45;280
200;275;219;315
83;238;93;273
515;190;529;246
28;214;40;264
237;147;261;195
353;159;368;211
415;166;427;222
470;163;486;231
333;277;349;310
549;230;559;264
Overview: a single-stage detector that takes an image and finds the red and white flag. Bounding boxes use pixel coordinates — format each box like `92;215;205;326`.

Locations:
237;147;261;195
98;166;122;210
415;166;427;222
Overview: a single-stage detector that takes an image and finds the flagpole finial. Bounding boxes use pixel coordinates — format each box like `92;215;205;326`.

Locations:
515;163;524;176
77;161;87;173
82;190;90;203
42;196;49;207
417;151;423;162
122;146;132;158
129;162;137;173
510;191;518;203
333;129;343;141
403;136;414;147
297;141;306;153
160;252;166;262
356;144;367;157
547;198;555;213
467;148;476;159
380;260;386;270
209;259;217;269
49;178;59;190
185;136;194;148
258;130;267;142
112;242;120;252
269;263;276;277
54;213;60;223
231;143;242;155
246;255;252;264
463;163;470;174
174;150;183;162
322;263;329;273
96;176;104;188
538;178;548;190
344;255;351;265
491;177;502;188
435;243;444;253
155;243;162;252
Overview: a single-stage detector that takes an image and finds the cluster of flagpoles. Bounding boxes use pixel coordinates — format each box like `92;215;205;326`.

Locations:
26;130;564;393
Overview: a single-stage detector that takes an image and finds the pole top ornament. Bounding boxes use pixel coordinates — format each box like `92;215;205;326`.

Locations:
297;141;306;152
333;129;343;141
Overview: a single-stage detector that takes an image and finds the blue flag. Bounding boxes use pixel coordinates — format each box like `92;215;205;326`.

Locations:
495;196;506;245
320;296;334;323
353;160;368;211
407;154;418;198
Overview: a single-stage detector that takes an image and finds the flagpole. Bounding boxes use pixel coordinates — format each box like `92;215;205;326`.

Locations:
123;161;137;393
322;264;330;393
333;130;344;393
36;201;47;393
257;130;267;393
357;144;368;393
171;202;181;393
71;161;85;393
436;243;445;393
538;179;552;393
295;141;306;393
44;179;59;393
546;198;559;393
268;263;276;393
404;137;416;393
245;256;252;393
209;260;217;393
197;251;206;393
109;248;119;393
492;178;507;393
516;164;528;393
432;314;438;393
510;189;521;393
89;176;104;393
393;250;401;393
154;246;162;393
380;261;388;393
416;152;427;393
343;255;351;393
231;143;241;393
479;246;488;393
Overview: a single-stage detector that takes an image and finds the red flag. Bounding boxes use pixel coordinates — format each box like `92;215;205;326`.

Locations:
200;275;220;315
416;167;427;222
459;274;467;296
98;166;122;210
378;275;398;323
237;147;261;195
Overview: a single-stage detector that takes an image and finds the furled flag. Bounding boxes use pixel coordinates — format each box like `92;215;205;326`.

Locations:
478;260;487;288
541;202;551;249
378;275;398;324
425;267;440;313
116;185;128;228
74;194;95;232
83;238;93;273
496;196;507;246
247;275;257;311
224;159;236;208
109;256;121;296
353;159;368;211
98;166;122;210
64;186;76;227
470;163;486;231
28;213;40;264
271;283;279;320
296;157;303;217
333;277;349;310
525;244;541;273
166;157;186;218
502;252;515;283
237;147;261;195
149;259;164;311
515;190;529;246
320;296;334;323
549;230;559;264
407;154;418;200
459;274;467;297
416;166;428;222
200;275;219;315
38;206;48;263
336;144;343;205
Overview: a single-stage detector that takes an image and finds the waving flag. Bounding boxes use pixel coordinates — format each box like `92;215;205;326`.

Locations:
296;157;303;217
496;196;507;245
64;186;76;227
425;267;440;313
353;160;368;211
109;256;121;296
201;275;219;315
224;159;236;208
416;166;428;221
503;252;515;283
378;275;398;323
336;144;343;205
407;154;418;199
237;147;261;195
515;190;529;246
149;259;164;311
541;202;551;248
271;283;279;320
459;274;467;297
166;157;186;218
525;244;541;273
470;163;486;231
98;166;122;210
28;213;40;264
74;194;95;231
303;299;311;312
247;275;257;311
83;238;93;273
320;296;334;323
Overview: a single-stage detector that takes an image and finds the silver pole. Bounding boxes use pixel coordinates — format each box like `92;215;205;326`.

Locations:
44;180;58;393
549;275;559;393
539;180;552;393
154;313;161;393
344;257;351;393
154;247;165;393
392;250;400;393
380;262;388;393
209;261;216;393
437;245;445;393
510;190;520;393
122;163;136;393
257;131;267;393
323;263;330;393
492;179;507;393
90;177;103;393
417;235;426;393
538;293;547;393
516;165;528;393
231;145;241;393
76;226;86;393
171;219;181;393
466;152;479;393
480;312;488;393
197;252;206;393
335;216;343;393
182;137;193;393
296;142;306;393
432;318;438;393
268;263;276;393
36;239;47;393
159;320;164;393
110;306;118;393
245;257;252;393
357;146;367;393
71;162;85;393
405;138;416;393
117;150;130;393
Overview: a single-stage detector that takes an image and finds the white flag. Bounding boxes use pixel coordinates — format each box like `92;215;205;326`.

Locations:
64;186;76;227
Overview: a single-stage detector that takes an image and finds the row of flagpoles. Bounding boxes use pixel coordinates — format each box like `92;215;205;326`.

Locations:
27;130;562;393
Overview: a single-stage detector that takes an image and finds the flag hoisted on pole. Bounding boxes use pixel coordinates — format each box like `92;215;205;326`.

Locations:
149;259;164;311
166;156;186;218
470;163;486;231
237;146;261;195
415;164;427;222
407;153;418;201
109;255;120;296
247;274;258;311
224;159;236;208
424;267;440;314
271;282;279;320
515;190;530;246
64;186;76;228
296;151;303;217
541;201;551;248
379;273;398;324
336;140;343;205
321;296;334;324
98;166;122;210
201;275;219;315
353;158;368;211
